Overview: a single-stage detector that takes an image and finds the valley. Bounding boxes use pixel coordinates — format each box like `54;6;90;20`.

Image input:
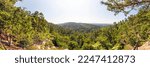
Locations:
0;0;150;50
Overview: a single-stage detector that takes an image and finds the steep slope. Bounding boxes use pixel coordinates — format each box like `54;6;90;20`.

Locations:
0;0;63;50
92;10;150;50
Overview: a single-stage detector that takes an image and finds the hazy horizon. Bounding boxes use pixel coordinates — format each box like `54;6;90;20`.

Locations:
15;0;137;24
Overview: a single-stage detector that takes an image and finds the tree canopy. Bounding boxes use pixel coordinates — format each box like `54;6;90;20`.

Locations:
101;0;150;15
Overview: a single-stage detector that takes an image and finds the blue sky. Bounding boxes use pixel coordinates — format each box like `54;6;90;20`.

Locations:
15;0;137;24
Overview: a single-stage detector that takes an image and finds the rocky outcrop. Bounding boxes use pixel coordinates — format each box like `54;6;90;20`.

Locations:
138;41;150;50
0;31;15;46
0;31;23;50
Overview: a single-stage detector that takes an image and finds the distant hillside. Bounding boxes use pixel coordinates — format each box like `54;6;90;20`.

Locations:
90;23;111;26
58;22;109;32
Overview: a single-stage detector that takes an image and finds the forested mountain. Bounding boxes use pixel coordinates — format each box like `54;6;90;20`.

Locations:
0;0;150;50
90;23;111;27
58;22;105;32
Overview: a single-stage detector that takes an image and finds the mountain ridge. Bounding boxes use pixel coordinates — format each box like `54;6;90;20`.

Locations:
57;22;110;32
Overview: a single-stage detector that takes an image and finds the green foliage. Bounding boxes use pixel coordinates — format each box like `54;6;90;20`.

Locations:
101;0;150;15
0;0;54;50
82;43;96;50
0;0;150;50
68;41;78;50
18;39;29;48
